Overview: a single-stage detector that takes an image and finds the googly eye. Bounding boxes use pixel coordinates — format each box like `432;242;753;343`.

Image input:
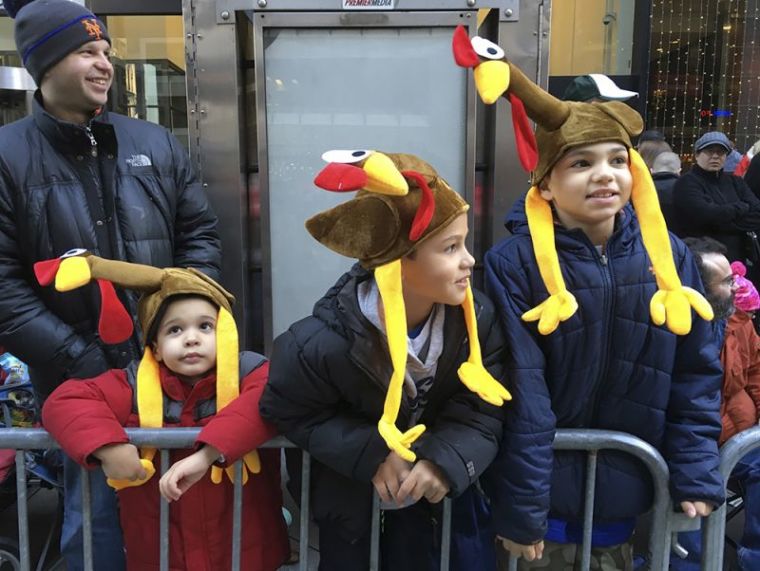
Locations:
321;149;374;164
471;37;505;60
61;248;87;258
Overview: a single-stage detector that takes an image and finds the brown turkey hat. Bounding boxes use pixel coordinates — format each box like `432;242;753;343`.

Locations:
306;152;468;268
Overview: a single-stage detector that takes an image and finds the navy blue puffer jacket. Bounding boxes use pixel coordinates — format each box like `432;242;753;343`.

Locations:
483;199;724;545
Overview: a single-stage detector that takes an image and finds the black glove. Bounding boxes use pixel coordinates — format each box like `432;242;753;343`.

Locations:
64;340;110;380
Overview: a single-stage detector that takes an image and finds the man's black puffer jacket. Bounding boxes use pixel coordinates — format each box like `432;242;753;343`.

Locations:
0;97;221;397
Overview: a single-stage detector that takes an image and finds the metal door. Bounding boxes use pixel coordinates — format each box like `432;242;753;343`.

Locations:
187;1;548;350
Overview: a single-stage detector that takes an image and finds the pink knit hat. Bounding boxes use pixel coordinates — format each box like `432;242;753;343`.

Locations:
731;261;760;312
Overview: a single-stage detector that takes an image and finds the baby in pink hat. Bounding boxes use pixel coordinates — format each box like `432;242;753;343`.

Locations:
732;261;760;315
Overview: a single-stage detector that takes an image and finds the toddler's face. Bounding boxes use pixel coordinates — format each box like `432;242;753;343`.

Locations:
540;141;632;236
152;298;218;384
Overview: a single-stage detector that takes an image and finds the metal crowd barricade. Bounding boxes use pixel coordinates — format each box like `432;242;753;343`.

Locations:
0;427;449;571
702;425;760;570
0;428;304;571
1;427;690;571
506;429;684;571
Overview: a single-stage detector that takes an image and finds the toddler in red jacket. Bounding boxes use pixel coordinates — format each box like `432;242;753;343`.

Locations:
40;253;288;571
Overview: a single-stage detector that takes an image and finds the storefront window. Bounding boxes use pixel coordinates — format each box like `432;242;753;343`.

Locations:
0;17;21;66
547;1;644;117
550;0;637;77
101;15;188;147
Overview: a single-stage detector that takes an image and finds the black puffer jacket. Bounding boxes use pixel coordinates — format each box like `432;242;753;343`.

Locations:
0;97;221;398
673;164;760;265
260;265;506;540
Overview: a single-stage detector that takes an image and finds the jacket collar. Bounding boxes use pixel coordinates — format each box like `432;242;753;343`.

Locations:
32;91;115;155
692;163;724;180
505;194;638;257
158;362;216;403
322;265;470;418
651;172;679;181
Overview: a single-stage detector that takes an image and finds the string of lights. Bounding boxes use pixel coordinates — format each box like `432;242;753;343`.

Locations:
694;0;706;155
724;1;738;136
665;0;675;144
645;0;760;160
681;0;695;140
728;1;744;138
672;0;683;143
709;0;720;136
650;0;666;129
739;0;755;146
723;1;733;134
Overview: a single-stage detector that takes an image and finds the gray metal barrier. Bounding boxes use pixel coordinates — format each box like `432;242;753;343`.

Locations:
1;427;708;571
702;425;760;570
505;429;694;571
0;427;452;571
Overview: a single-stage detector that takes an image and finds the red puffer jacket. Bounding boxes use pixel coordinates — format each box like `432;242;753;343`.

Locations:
720;311;760;445
42;358;289;571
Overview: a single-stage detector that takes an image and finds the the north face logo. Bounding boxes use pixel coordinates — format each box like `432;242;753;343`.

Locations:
125;154;152;167
82;19;103;40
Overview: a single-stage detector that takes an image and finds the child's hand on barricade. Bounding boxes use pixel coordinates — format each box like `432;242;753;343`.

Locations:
396;459;449;505
159;445;221;502
94;443;147;481
680;500;713;517
372;451;412;504
498;537;544;561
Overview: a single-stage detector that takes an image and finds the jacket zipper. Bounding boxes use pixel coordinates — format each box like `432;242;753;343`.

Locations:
584;246;615;426
85;127;98;157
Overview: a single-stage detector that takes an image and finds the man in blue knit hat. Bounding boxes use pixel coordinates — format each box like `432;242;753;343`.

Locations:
0;1;222;569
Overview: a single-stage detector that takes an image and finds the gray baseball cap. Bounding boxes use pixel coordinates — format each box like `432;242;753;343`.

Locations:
694;131;732;153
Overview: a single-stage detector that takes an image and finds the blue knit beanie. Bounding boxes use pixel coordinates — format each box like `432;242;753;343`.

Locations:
7;0;111;85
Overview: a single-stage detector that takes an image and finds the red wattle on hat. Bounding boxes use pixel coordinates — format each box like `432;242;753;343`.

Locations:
508;94;539;172
402;170;436;242
97;279;134;343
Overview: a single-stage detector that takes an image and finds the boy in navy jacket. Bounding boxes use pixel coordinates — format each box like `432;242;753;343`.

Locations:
260;151;510;570
453;28;724;568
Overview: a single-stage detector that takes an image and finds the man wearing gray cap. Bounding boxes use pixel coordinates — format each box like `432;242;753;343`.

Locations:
0;1;221;569
673;131;760;285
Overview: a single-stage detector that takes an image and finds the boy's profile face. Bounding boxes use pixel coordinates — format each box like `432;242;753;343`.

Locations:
540;142;632;241
401;213;475;308
152;297;218;385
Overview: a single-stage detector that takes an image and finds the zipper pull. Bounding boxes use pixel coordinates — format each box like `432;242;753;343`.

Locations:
600;253;608;266
85;127;98;157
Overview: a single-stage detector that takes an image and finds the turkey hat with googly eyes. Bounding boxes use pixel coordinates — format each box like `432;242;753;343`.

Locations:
452;26;713;336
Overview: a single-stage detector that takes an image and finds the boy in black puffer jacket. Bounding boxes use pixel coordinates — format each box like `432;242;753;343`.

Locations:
453;28;724;569
260;151;510;570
